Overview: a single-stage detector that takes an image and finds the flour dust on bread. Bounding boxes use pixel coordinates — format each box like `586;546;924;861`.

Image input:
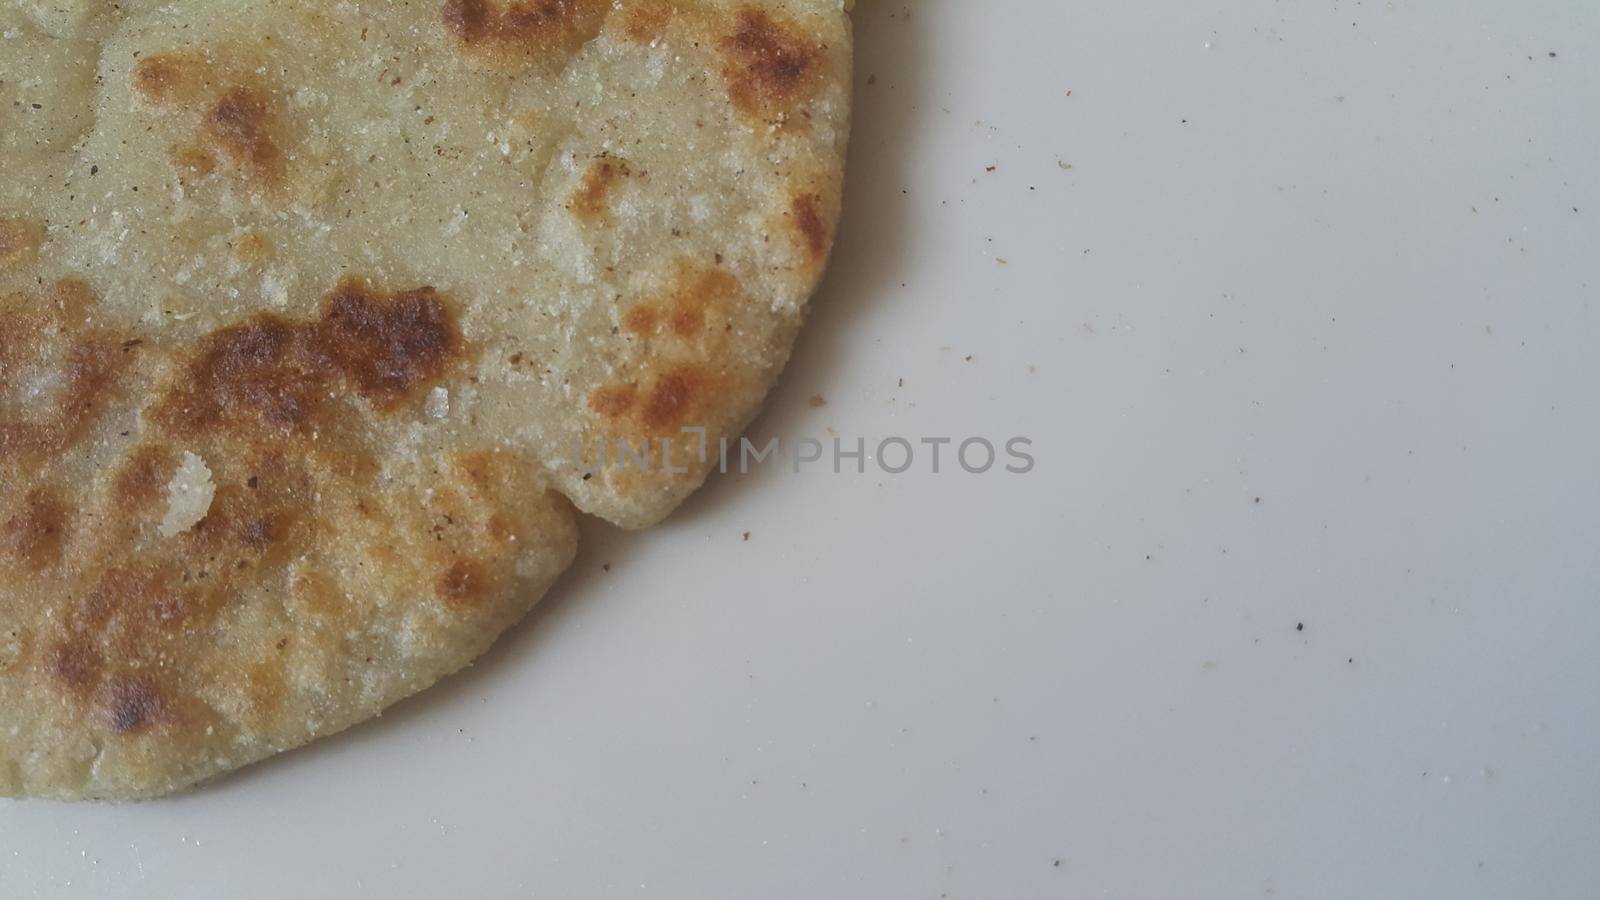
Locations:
0;0;850;800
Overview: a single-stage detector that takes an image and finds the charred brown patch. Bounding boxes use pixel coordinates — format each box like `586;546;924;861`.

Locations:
43;564;215;733
169;318;313;434
570;156;631;224
49;278;98;321
78;565;202;635
789;192;830;263
320;281;462;406
101;678;167;734
133;53;293;194
616;0;674;42
202;86;286;190
50;640;101;692
442;0;609;68
720;8;824;124
590;260;743;437
0;282;134;461
436;558;487;606
1;488;69;572
171;144;217;177
588;383;638;418
186;483;293;561
622;262;740;339
113;446;175;510
639;366;709;430
131;52;210;104
587;367;711;431
158;278;464;436
0;218;43;271
237;514;279;552
245;658;286;724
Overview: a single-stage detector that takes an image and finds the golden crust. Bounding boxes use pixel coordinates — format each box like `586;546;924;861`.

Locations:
0;0;849;800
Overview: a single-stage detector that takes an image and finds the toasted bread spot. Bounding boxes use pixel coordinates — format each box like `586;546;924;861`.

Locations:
131;53;211;105
721;8;824;124
789;192;829;263
436;558;486;606
571;156;631;224
51;640;101;691
640;366;707;430
621;306;658;334
2;488;69;572
319;281;462;407
622;260;740;339
442;0;609;68
134;54;293;194
169;319;312;434
49;278;98;321
202;86;286;190
159;278;464;436
0;284;133;460
617;0;674;42
0;219;43;271
588;383;638;418
245;658;285;724
114;446;176;509
592;261;743;439
171;145;217;177
237;514;280;553
102;678;166;734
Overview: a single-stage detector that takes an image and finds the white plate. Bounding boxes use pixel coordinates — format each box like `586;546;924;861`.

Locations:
4;2;1598;897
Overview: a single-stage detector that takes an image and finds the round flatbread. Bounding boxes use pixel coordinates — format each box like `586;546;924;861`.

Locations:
0;0;850;800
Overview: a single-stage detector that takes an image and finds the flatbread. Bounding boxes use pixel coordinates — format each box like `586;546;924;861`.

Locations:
0;0;850;800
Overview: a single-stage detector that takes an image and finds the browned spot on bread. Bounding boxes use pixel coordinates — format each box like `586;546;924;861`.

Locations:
188;484;293;562
622;263;741;339
720;8;824;124
442;0;609;69
619;306;657;334
133;53;294;194
114;445;175;509
588;366;712;432
50;640;101;692
237;514;280;553
202;86;287;190
0;218;43;271
1;488;69;572
101;678;167;734
789;192;830;264
588;383;638;418
616;0;674;42
158;278;464;436
0;282;135;460
244;658;286;724
320;281;462;407
639;366;708;430
589;260;743;436
171;144;217;178
49;278;98;321
131;52;212;104
570;156;631;224
166;318;314;434
436;558;486;606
